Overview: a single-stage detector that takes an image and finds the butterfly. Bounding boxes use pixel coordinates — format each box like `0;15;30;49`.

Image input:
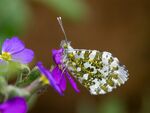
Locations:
56;17;129;95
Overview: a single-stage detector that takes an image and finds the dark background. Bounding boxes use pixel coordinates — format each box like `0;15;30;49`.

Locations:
1;0;150;113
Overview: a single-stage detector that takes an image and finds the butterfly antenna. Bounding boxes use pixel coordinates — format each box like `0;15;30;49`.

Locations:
57;17;68;44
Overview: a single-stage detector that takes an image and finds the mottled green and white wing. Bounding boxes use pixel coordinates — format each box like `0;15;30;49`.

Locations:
63;49;129;95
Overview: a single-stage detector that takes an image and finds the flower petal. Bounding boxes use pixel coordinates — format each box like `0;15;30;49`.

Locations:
0;97;27;113
52;49;63;64
37;62;64;96
12;49;34;64
52;66;66;91
2;37;25;54
65;71;80;93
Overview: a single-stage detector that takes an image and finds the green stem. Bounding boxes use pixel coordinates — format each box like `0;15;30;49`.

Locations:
24;79;42;94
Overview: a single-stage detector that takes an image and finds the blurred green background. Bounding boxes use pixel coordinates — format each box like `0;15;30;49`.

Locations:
0;0;150;113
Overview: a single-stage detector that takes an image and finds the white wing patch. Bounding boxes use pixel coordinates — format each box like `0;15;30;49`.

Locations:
89;50;97;60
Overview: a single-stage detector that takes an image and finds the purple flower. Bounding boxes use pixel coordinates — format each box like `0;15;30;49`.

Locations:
0;37;34;64
52;48;63;64
52;66;80;93
52;49;80;93
0;97;28;113
37;62;64;96
37;61;79;95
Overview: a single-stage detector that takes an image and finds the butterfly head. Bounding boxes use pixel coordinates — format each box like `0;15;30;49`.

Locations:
60;40;73;50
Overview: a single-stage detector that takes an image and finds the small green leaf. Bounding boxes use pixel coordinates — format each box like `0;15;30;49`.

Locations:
16;67;41;87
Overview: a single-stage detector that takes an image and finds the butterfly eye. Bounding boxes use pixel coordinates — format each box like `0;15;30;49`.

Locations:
64;45;68;49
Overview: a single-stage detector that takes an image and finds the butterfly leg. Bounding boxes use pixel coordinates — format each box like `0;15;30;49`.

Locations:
58;61;69;83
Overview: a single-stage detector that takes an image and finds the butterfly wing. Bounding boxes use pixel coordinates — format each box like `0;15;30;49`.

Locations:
62;48;129;95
